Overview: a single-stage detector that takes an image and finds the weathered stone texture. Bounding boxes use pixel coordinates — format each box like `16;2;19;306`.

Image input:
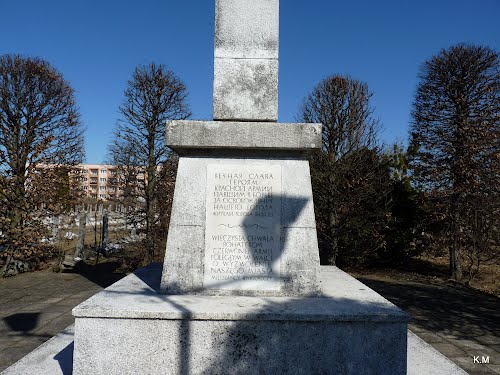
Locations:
166;120;322;152
215;0;279;59
71;264;409;375
161;156;321;296
213;0;279;121
213;58;278;121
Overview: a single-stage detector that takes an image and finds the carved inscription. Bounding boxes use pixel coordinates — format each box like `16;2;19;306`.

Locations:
204;164;281;291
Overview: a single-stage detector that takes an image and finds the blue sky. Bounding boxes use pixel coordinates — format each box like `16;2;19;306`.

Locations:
1;0;499;163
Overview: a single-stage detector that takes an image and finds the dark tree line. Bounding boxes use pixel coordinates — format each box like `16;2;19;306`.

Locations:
300;75;424;268
305;44;498;284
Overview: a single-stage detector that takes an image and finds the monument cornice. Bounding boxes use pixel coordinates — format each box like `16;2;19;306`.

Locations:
166;120;322;153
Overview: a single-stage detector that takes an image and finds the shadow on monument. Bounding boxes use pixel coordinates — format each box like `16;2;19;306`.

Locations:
242;195;308;262
54;341;74;375
57;196;406;374
65;264;405;375
158;195;311;374
164;194;310;293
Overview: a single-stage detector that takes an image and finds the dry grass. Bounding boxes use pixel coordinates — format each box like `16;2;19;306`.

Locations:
347;253;499;297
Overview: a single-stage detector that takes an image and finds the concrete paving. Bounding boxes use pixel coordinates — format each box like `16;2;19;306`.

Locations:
0;263;124;372
356;275;500;375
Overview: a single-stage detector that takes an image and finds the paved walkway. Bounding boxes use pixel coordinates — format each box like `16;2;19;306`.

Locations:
0;263;124;372
1;265;498;374
354;274;499;375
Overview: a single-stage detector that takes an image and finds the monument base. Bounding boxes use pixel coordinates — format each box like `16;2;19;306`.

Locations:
71;264;408;375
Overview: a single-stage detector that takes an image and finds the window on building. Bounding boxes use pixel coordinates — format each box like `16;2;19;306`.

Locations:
91;169;98;175
100;178;106;182
100;186;106;191
100;169;107;174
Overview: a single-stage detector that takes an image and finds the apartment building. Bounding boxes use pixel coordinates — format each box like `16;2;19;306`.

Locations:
71;164;146;201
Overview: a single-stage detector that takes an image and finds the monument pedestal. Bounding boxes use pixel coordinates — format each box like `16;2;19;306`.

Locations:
161;121;324;297
70;121;409;374
73;264;408;375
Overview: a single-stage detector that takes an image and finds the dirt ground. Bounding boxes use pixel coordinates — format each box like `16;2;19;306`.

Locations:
347;254;499;297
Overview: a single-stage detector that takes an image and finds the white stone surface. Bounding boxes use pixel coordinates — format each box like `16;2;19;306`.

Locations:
74;318;405;375
161;156;321;296
167;157;317;228
204;164;282;291
76;265;406;321
213;0;279;121
72;264;408;374
1;325;74;375
2;266;467;375
2;326;468;375
166;120;322;152
215;0;279;59
407;331;469;375
213;58;278;121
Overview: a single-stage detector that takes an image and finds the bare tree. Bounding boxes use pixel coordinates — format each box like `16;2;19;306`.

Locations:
299;75;386;266
0;54;84;275
108;63;190;264
410;44;500;281
300;75;378;162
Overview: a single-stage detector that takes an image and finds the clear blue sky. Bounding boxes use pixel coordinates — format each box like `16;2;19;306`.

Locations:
1;0;499;163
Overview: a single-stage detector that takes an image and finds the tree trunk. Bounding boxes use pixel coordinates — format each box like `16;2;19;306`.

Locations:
145;157;156;264
101;210;109;253
328;211;339;265
75;212;87;260
450;208;463;281
450;245;462;281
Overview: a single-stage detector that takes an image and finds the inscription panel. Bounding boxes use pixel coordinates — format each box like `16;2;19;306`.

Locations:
204;164;281;291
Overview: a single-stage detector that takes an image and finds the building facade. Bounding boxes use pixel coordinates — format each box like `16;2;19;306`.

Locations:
71;164;146;201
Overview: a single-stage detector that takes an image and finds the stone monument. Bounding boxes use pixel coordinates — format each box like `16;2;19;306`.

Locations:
70;1;408;374
161;0;321;297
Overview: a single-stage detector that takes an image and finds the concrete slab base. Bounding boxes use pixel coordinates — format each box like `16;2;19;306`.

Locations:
70;264;408;374
1;326;468;375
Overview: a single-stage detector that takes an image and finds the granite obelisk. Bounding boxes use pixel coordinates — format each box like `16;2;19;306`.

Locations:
213;0;279;121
